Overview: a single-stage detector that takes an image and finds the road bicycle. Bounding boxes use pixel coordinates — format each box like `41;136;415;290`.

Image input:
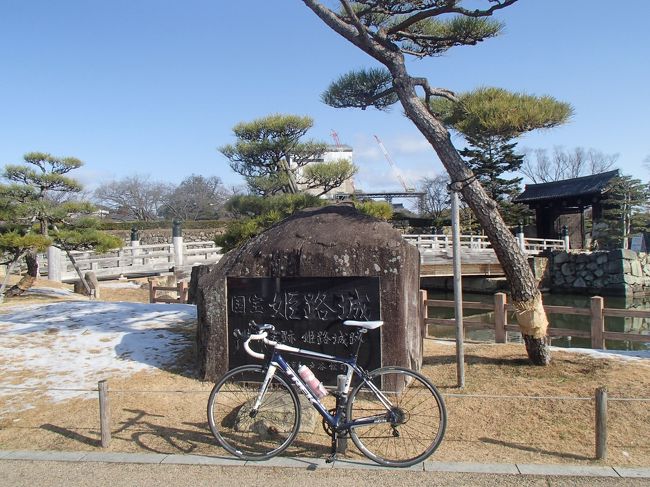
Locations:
207;320;446;467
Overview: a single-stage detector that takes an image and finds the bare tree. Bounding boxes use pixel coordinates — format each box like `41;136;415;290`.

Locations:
94;175;172;221
162;175;231;221
522;147;618;183
419;175;450;229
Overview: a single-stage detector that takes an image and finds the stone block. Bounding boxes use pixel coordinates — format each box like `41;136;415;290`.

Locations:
561;263;574;276
553;252;569;265
573;277;587;288
622;260;632;274
607;260;622;274
610;249;638;260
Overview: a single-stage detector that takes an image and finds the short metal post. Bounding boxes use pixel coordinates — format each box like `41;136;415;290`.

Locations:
130;227;142;266
336;375;348;453
595;386;607;460
98;380;111;448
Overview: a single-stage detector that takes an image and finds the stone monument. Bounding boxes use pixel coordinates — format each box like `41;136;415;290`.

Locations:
193;204;422;381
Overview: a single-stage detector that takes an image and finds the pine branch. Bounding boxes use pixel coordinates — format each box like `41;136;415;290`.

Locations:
386;0;519;35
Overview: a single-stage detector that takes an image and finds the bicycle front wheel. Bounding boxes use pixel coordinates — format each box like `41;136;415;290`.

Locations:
347;366;446;467
207;364;301;460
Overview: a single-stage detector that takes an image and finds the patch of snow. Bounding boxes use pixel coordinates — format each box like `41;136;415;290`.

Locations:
99;282;143;289
0;301;197;416
24;287;75;297
551;346;650;362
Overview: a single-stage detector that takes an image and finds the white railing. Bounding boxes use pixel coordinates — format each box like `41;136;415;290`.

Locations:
403;234;566;255
44;240;223;282
522;237;566;253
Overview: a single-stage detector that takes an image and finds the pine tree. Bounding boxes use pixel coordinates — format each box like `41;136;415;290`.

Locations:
459;133;523;203
220;114;356;196
596;175;650;250
0;152;121;296
303;0;573;364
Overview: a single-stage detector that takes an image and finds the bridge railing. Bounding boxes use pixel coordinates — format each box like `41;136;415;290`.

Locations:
42;241;223;282
522;237;566;253
404;234;566;255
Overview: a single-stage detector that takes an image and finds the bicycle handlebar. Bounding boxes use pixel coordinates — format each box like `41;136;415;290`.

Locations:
241;322;277;360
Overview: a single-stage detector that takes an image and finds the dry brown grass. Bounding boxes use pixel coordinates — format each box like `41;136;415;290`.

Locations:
0;279;649;466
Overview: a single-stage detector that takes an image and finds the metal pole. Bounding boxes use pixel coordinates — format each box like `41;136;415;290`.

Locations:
451;191;465;388
172;219;184;267
595;386;608;460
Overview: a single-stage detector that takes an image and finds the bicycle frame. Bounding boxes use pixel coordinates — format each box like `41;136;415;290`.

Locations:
252;340;396;432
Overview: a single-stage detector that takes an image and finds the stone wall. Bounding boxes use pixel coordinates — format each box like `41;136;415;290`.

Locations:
109;228;223;246
549;249;650;296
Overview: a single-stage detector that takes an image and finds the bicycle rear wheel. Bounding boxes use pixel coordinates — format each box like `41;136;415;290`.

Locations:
347;366;446;467
207;364;301;460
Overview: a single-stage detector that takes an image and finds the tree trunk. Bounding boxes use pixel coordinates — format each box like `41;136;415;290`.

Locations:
280;157;300;194
301;0;550;365
5;251;39;297
66;250;91;295
392;74;550;365
0;251;28;303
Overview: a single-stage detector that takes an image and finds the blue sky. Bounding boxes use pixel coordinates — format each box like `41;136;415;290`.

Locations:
1;0;649;194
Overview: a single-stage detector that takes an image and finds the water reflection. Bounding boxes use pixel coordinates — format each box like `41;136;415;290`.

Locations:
425;290;650;351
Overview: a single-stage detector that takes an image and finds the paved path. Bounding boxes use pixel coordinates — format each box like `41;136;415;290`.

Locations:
1;450;649;486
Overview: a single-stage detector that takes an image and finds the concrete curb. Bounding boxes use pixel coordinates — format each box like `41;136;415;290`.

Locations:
0;450;649;478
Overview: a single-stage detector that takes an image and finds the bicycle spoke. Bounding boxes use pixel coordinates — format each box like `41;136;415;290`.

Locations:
207;365;301;461
347;367;446;467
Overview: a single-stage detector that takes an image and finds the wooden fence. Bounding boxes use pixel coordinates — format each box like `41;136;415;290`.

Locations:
421;291;650;348
148;278;188;304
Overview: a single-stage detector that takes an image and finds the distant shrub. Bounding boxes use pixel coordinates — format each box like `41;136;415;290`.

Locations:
216;193;325;251
353;200;393;221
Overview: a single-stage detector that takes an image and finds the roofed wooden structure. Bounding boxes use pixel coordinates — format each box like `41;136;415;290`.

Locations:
514;170;619;247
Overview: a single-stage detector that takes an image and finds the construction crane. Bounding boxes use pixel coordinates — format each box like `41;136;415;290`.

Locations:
374;135;416;192
330;129;342;147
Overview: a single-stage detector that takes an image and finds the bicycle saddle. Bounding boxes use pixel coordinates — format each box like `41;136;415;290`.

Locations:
343;320;383;330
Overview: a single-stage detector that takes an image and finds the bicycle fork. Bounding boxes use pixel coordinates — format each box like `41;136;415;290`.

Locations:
249;364;278;417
